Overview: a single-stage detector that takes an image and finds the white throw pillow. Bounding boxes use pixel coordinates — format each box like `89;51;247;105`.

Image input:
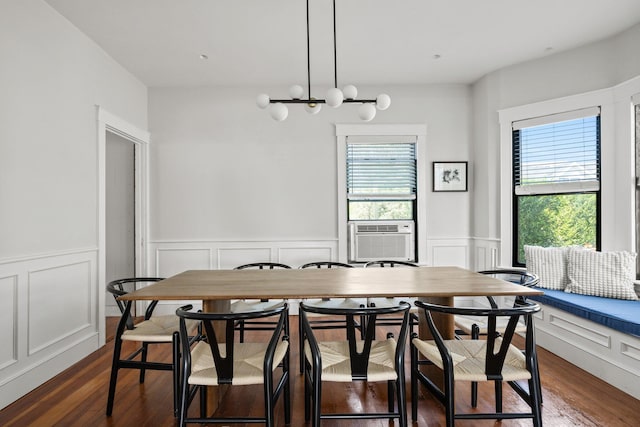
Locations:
524;245;573;290
565;249;638;300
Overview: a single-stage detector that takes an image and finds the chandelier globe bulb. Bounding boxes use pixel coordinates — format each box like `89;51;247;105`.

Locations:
358;103;377;121
304;98;322;114
269;103;288;121
326;87;344;108
376;93;391;110
289;85;304;99
256;94;270;109
343;84;358;100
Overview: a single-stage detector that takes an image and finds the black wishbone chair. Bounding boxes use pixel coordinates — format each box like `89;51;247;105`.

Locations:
176;302;290;426
297;261;365;373
411;299;543;427
364;260;420;331
300;300;410;426
106;277;198;417
453;269;540;407
232;262;292;342
454;269;540;339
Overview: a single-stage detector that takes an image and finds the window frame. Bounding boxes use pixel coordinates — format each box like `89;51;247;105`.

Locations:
498;89;615;268
336;124;427;264
511;111;602;266
634;95;640;277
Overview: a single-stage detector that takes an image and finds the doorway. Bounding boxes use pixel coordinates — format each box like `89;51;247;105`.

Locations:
97;107;150;345
105;131;136;315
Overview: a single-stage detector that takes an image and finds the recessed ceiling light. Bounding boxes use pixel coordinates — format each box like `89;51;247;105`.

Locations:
433;54;442;60
199;54;209;60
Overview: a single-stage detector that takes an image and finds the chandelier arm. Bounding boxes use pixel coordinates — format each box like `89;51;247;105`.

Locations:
270;99;327;104
269;99;376;104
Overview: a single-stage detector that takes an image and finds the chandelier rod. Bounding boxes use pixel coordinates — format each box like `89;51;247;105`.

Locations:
333;0;338;89
269;0;376;104
258;0;391;119
307;0;311;99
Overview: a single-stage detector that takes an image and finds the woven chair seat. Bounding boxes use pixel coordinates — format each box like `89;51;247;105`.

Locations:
412;338;531;382
121;315;197;343
188;340;289;386
304;339;398;382
454;315;527;336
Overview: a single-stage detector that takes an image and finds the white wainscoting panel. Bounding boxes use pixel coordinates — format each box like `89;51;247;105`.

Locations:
548;312;611;348
278;247;334;268
620;339;640;363
218;248;272;269
149;240;339;316
150;240;340;274
0;275;18;370
0;249;99;410
426;238;471;268
28;261;92;355
471;237;501;271
534;302;640;399
156;248;212;277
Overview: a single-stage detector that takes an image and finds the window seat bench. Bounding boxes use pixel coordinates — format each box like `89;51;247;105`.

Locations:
526;288;640;399
529;288;640;337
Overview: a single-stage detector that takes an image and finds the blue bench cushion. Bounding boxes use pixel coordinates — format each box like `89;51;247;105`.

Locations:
529;287;640;337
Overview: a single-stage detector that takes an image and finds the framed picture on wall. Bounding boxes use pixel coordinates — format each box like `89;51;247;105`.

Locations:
433;161;468;192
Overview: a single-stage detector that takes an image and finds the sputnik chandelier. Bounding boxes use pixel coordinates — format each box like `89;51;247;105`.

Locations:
256;0;390;122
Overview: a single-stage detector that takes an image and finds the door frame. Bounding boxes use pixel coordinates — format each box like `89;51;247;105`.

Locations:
97;107;150;345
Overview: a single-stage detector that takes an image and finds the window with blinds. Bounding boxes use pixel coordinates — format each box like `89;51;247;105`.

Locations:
346;137;417;221
347;142;416;198
513;107;600;195
512;107;601;265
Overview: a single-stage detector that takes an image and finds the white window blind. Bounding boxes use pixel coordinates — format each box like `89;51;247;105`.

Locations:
513;108;600;196
346;136;417;200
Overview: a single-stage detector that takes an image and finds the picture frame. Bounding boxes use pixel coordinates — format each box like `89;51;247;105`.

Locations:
433;161;468;192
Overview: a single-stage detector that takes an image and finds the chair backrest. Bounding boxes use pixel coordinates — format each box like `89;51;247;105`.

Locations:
176;303;288;384
478;269;539;287
414;299;541;376
300;301;411;380
234;262;292;270
299;261;354;269
477;269;539;308
364;260;419;268
107;277;165;329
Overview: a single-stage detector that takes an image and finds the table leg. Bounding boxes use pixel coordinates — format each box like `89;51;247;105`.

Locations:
417;296;454;389
202;299;230;416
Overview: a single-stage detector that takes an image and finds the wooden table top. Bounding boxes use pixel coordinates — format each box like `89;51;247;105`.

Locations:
119;266;543;301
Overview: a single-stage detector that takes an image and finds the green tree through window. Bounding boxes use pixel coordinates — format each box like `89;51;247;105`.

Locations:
516;193;597;262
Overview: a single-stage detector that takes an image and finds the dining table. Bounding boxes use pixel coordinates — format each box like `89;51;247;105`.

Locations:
119;266;543;414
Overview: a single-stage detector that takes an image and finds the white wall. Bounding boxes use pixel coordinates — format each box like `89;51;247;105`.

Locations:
148;84;473;271
0;0;147;409
471;23;640;265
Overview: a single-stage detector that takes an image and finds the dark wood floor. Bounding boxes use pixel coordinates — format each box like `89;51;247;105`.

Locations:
0;317;638;426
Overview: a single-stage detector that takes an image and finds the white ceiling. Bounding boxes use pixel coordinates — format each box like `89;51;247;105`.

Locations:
45;0;640;88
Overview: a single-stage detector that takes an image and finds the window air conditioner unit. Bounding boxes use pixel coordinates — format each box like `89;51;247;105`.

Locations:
348;220;415;262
